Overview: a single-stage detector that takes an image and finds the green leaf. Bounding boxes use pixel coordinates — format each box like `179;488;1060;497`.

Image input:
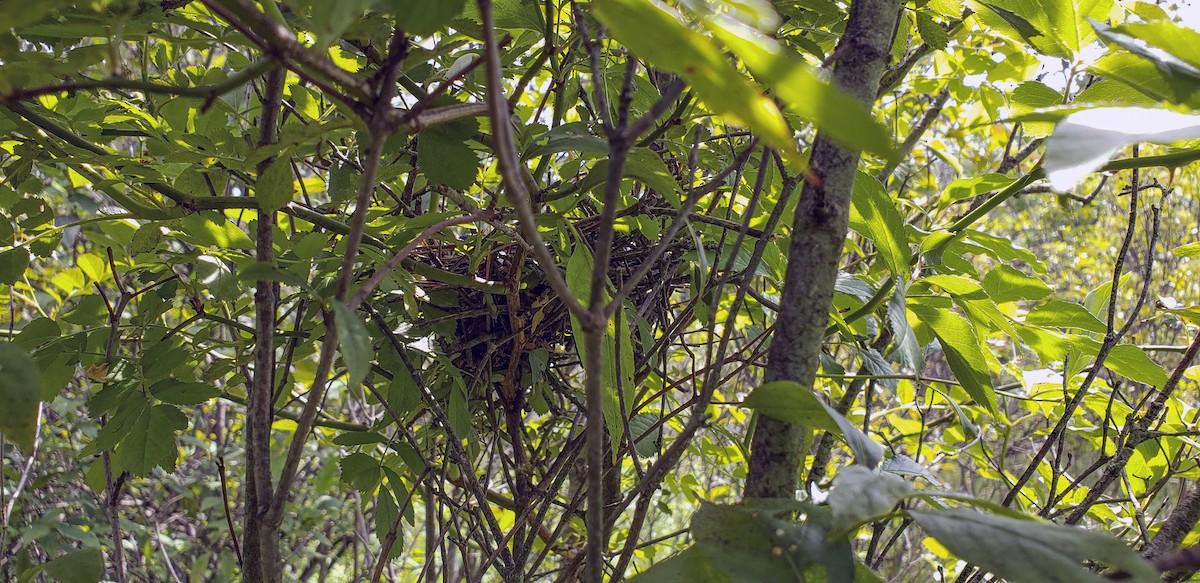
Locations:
624;546;725;582
0;343;41;451
915;11;949;50
256;157;295;212
0;246;30;285
628;413;662;457
149;379;220;406
742;380;840;433
340;452;382;492
888;278;924;373
1025;300;1107;333
237;261;308;287
115;404;186;476
565;243;635;460
374;484;403;559
523;122;608;159
910;507;1159;583
580;149;683;207
941;173;1015;204
976;2;1046;47
327;162;361;203
174;213;254;250
389;0;467;35
703;17;895;158
1102;344;1168;388
42;547;104;583
850;173;911;275
982;264;1053;303
1092;19;1200;104
332;301;372;391
820;400;885;469
909;303;997;413
1173;242;1200;257
828;466;913;532
332;431;388;446
593;0;795;155
691;502;857;583
128;223;161;255
418;97;480;190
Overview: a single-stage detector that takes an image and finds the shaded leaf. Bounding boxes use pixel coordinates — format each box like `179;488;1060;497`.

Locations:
828;466;913;532
340;452;382;493
256;156;295;212
332;301;372;391
0;343;41;451
910;507;1159;583
390;0;467;35
149;379;219;406
42;547;104;583
115;404;186;476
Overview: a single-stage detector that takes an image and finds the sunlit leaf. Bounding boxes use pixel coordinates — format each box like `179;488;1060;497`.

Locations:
593;0;795;154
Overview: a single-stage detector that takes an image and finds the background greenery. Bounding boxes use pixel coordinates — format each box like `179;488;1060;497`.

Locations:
3;0;1200;581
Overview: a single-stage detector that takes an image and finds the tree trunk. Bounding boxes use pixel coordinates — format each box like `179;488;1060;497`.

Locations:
744;0;902;498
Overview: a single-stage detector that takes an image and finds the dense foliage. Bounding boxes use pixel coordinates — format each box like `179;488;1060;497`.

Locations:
5;0;1200;582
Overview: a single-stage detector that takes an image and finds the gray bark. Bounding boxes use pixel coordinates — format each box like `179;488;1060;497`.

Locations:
744;0;902;498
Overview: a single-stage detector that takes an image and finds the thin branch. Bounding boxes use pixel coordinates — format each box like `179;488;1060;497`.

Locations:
477;0;588;323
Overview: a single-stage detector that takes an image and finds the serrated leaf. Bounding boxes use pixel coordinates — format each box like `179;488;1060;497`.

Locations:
115;404;186;476
389;0;466;35
916;12;949;50
856;347;897;390
327;162;361;203
418;102;479;190
910;507;1159;583
256;157;295;212
128;223;161;254
0;246;30;285
149;379;219;406
828;466;913;532
374;483;403;559
340;452;382;492
0;343;41;451
42;547;104;583
332;301;372;391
